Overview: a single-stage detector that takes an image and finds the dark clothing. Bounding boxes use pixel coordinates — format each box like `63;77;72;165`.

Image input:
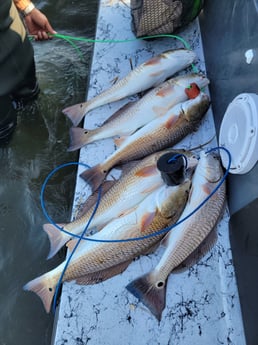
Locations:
0;0;38;144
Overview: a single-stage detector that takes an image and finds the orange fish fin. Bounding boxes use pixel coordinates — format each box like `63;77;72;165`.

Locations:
75;260;132;285
150;70;165;78
152;106;167;117
135;164;157;177
126;272;167;321
80;164;108;193
165;114;179;129
141;211;156;232
202;182;213;195
62;102;88;127
173;229;218;273
141;183;161;194
143;56;161;67
23;274;55;313
43;223;70;259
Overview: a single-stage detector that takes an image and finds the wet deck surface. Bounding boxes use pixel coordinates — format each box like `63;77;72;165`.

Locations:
52;1;246;344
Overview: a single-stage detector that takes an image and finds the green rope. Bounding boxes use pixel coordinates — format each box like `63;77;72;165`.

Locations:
29;32;199;71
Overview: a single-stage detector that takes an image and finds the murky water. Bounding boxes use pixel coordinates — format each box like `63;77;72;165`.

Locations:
0;1;98;344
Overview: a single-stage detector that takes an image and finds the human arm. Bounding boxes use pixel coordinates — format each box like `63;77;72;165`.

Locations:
14;0;56;40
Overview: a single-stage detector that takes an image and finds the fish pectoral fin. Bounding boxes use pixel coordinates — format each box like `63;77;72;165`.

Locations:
152;106;168;117
140;211;156;232
173;229;218;273
118;206;138;217
75;260;132;285
114;135;129;148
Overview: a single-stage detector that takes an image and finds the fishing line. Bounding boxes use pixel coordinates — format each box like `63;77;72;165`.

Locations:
40;162;102;313
29;32;199;72
41;146;231;245
41;146;230;312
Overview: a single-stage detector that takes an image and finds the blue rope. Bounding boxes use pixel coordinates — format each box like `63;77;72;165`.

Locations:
40;162;102;312
40;146;231;246
40;147;231;313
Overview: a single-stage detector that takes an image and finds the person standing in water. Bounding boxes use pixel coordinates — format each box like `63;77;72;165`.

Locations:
0;0;56;144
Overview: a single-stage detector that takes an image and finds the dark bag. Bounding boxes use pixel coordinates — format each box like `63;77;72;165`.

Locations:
131;0;204;38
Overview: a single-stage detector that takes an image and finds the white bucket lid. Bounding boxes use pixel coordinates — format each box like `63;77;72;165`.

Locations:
219;93;258;174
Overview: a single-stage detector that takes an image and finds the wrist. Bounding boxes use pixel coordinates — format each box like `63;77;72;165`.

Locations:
22;2;35;16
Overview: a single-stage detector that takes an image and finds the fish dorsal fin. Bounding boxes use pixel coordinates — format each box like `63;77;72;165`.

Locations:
102;102;136;125
75;260;132;285
140;211;156;232
173;229;218;273
76;180;116;218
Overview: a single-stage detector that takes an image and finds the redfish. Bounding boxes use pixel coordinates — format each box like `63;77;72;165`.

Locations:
62;49;197;126
67;73;209;151
24;179;192;313
126;151;226;321
80;91;210;192
44;149;198;259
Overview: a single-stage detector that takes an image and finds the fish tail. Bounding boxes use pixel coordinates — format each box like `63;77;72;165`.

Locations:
62;102;89;127
23;274;55;313
43;223;70;259
80;164;108;192
126;272;167;321
68;127;97;151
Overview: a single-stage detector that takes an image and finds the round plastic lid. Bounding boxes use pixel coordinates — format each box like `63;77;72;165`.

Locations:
219;93;258;174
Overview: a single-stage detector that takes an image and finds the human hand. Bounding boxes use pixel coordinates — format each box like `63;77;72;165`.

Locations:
24;8;56;40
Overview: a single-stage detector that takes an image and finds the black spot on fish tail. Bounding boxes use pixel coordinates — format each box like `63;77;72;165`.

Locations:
126;273;167;321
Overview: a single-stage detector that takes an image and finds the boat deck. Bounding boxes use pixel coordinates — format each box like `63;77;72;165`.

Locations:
52;1;245;344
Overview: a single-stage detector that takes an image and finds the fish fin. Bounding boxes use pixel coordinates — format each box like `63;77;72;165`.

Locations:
141;183;161;194
126;273;167;321
68;127;96;151
135;164;158;177
80;164;108;193
76;180;115;218
141;211;156;232
43;223;70;259
173;229;218;273
76;260;132;285
165;114;179;129
152;106;168;117
114;136;128;148
118;206;137;217
62;102;88;127
23;274;55;313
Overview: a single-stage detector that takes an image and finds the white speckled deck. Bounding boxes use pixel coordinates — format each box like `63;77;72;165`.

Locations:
52;1;246;344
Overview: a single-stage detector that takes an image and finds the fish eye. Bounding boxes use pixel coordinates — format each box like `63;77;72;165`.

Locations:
156;281;164;288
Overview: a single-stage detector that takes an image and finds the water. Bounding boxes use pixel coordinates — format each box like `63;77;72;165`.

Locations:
0;1;98;344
